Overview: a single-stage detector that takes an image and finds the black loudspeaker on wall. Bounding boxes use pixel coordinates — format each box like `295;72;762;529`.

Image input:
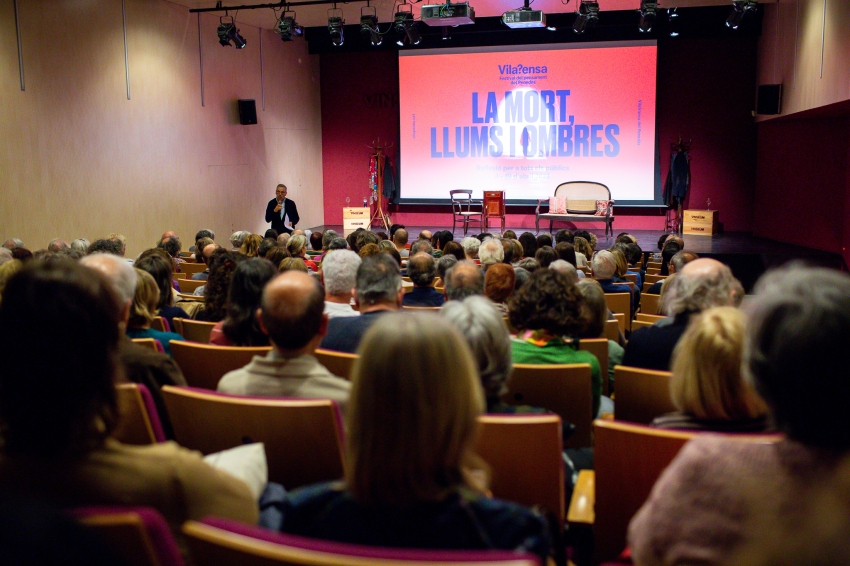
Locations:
757;85;782;115
238;99;258;125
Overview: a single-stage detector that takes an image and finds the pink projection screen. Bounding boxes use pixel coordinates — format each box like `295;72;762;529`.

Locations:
398;42;660;205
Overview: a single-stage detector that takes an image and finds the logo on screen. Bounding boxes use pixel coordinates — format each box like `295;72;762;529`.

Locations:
498;64;548;75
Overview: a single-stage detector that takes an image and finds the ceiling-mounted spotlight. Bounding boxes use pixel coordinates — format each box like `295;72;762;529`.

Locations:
638;0;657;33
217;15;247;48
572;1;599;34
668;7;679;37
394;4;420;46
360;5;382;47
328;5;345;47
276;10;303;41
726;0;757;30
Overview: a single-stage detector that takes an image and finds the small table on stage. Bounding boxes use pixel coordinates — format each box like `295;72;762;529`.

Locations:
483;191;506;233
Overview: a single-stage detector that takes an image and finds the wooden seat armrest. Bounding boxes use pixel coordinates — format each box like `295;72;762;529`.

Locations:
567;470;595;525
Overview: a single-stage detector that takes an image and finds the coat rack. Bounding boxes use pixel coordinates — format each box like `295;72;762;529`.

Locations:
368;138;392;230
665;135;692;233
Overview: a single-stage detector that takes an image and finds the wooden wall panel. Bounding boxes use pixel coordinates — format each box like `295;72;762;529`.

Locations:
0;0;323;257
757;0;850;120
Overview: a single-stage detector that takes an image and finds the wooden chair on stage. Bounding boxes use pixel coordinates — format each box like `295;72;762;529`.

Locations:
483;191;506;233
449;190;484;235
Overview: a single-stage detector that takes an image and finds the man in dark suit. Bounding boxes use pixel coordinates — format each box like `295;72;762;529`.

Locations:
265;184;299;235
320;254;403;354
623;258;741;371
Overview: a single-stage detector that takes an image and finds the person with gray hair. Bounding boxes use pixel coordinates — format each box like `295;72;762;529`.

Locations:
320;254;403;353
461;237;480;260
47;239;69;253
623;258;741;371
321;230;340;251
628;263;850;566
409;240;433;257
592;249;634;314
321;250;361;319
230;231;249;251
436;254;458;282
478;238;504;269
647;251;699;295
3;238;24;250
444;260;484;301
80;253;187;436
70;238;90;253
403;253;445;307
549;260;581;284
441;296;513;411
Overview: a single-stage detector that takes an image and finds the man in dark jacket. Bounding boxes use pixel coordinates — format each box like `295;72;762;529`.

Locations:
265;184;299;235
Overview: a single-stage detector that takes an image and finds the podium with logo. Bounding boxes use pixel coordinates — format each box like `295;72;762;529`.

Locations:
343;207;370;237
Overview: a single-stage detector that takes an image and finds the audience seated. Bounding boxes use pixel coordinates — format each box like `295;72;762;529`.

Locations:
436;254;458;283
508;269;602;417
592;250;634;315
321;249;361;319
320;254;403;353
534;246;557;269
442;240;465;263
572;236;591;267
576;279;624;387
392;228;410;258
478;238;505;270
239;234;262;258
460;236;480;260
210;258;277;346
287;235;317;271
194;250;242;321
518;232;537;259
217;271;350;412
483;263;515;316
278;312;551;562
403;253;445;307
623;258;741;371
650;306;769;432
0;261;257;541
135;253;189;330
647;250;699;294
628;264;850;566
126;269;185;356
444;260;484;301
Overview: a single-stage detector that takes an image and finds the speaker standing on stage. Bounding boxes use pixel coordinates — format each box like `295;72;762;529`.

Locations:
266;184;299;235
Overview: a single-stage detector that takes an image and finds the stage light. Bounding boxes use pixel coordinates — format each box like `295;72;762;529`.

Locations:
276;11;303;41
394;5;420;46
572;1;599;34
726;0;757;30
638;0;657;33
668;7;679;37
217;16;247;48
328;6;345;47
360;6;382;47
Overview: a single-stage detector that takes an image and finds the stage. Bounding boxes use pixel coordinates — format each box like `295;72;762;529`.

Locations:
306;226;846;292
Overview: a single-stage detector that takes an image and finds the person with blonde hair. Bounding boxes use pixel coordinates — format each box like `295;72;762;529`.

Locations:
286;234;317;271
651;307;768;432
125;269;184;356
239;234;262;258
572;237;592;267
278;312;550;561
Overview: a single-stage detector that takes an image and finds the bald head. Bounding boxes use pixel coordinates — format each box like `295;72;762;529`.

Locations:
669;251;699;274
80;253;138;305
445;261;484;301
160;230;176;242
666;258;741;316
202;243;219;265
260;271;326;352
419;230;432;241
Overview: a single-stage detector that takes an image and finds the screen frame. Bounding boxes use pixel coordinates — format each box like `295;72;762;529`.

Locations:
395;40;663;208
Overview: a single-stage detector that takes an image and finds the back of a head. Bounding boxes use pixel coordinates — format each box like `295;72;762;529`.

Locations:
461;237;480;259
408;253;437;287
746;265;850;450
327;237;348;251
437;230;454;250
221;259;278;346
80;252;138;306
670;250;699;273
195;229;215;242
484;262;516;304
549;260;578;285
129;268;160;327
478;238;504;266
499;239;513;265
0;262;120;456
535;246;557;269
322;230;340;250
322;250;361;296
258;238;277;258
393;228;409;246
442;296;512;403
665;258;738;316
358;243;382;259
442;241;465;263
574;236;592;258
555;229;574;244
625;243;643;265
437;254;458;281
610;249;628;277
671;306;766;421
135;253;173;310
536;233;553;249
71;238;90;253
87;239;123;257
261;271;325;351
591;250;617;280
554;242;577;266
355;230;379;252
575;278;607;338
508;268;583;337
309;232;324;251
231;231;248;248
347;312;484;506
518;232;537;258
409;240;433;257
159;235;182;258
286;234;308;257
196;237;215;262
355;253;402;306
445;261;484;301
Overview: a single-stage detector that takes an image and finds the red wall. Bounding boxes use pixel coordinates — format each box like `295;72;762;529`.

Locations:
321;37;759;232
754;117;850;265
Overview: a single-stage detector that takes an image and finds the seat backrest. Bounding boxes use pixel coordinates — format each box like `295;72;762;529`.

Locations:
161;386;345;489
74;506;184;566
184;518;540;566
150;317;168;332
314;348;358;380
640;293;661;315
604;294;630;332
114;383;166;444
170;341;271;390
630;320;656;332
644;273;666;285
578;338;609;397
174;317;216;343
614;366;675;425
502;364;593;448
177;279;205;294
476;415;564;525
402;306;442;311
592;420;782;563
553;182;611;213
180;262;207;275
603;319;620;342
131;338;159;352
622;273;637;284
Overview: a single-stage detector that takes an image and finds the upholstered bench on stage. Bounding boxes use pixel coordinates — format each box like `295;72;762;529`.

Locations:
535;181;615;237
